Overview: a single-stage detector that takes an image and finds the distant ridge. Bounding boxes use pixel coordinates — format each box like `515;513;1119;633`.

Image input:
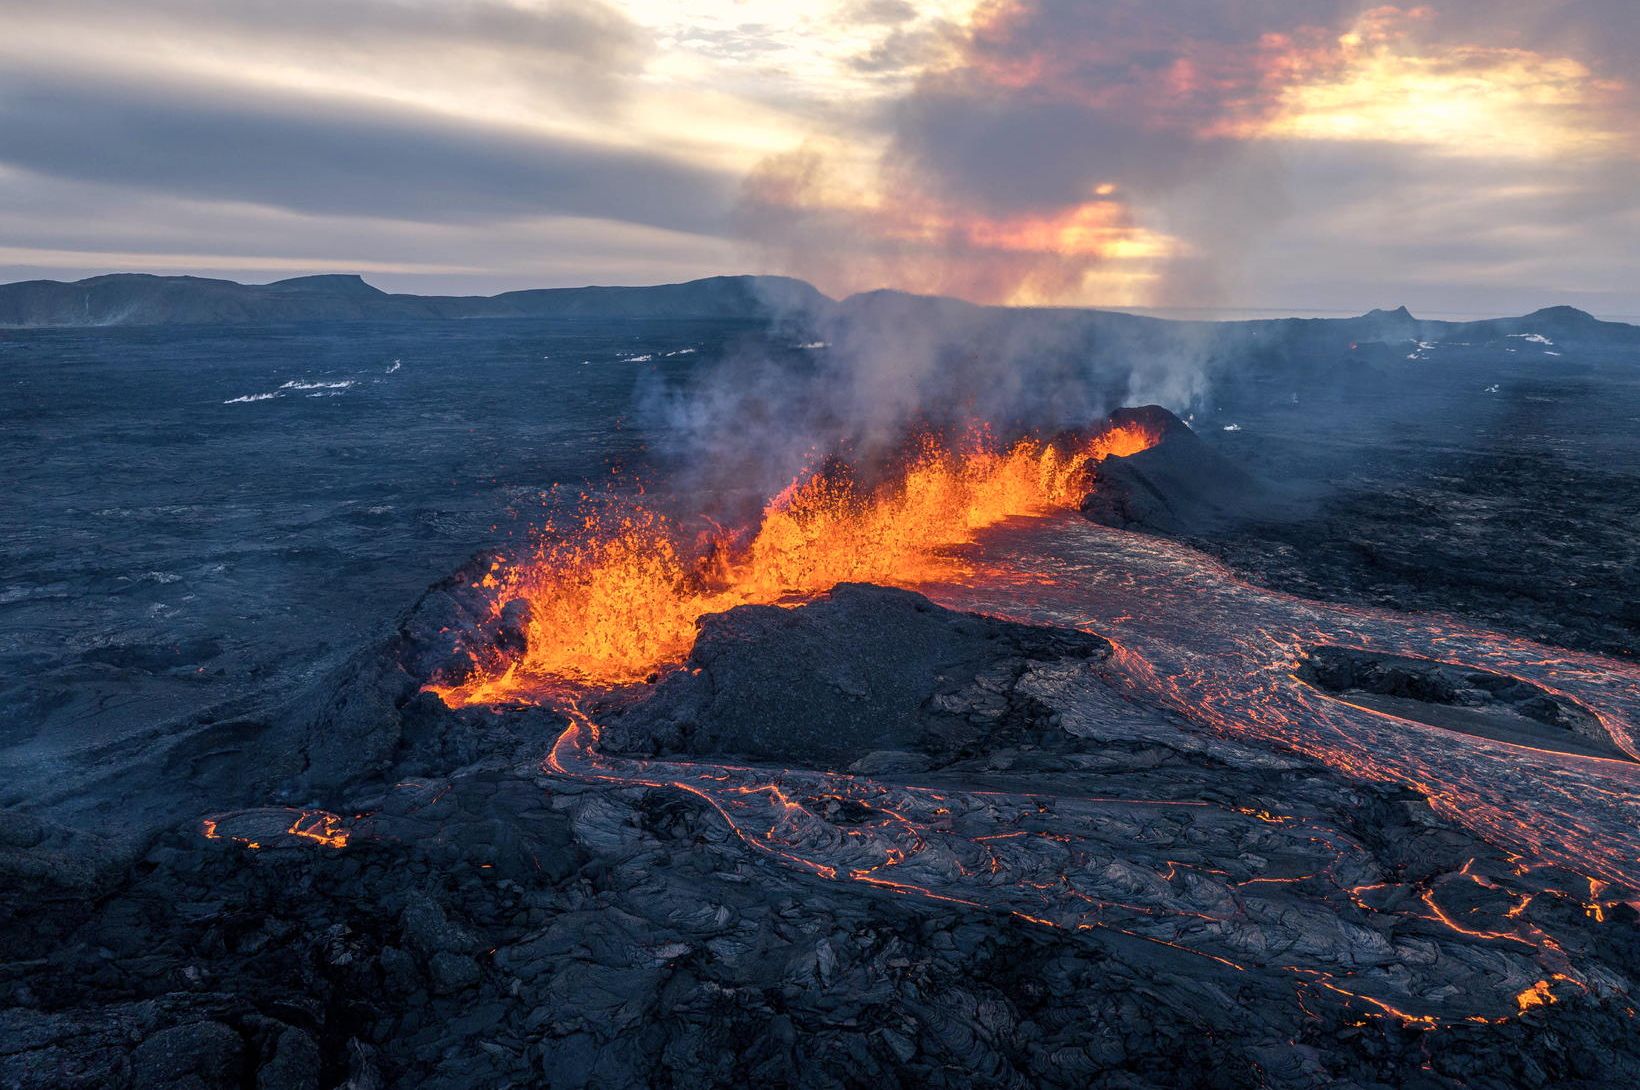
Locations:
0;273;830;328
0;273;1634;347
261;274;386;297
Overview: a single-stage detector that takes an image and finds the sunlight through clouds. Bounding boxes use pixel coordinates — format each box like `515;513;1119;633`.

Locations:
1227;7;1628;158
0;0;1633;314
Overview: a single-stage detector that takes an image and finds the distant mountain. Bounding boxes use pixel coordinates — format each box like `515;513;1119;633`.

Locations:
260;274;387;298
0;273;1634;356
0;273;830;327
1444;305;1635;343
473;275;827;322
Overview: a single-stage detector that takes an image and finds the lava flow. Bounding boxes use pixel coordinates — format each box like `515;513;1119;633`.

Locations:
929;517;1640;890
421;415;1640;1029
430;420;1158;704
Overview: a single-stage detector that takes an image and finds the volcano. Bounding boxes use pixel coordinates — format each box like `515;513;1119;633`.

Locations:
1077;405;1280;534
5;389;1639;1090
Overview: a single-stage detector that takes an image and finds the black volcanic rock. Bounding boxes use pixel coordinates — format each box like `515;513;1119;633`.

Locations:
1079;405;1281;534
3;270;1638;1088
1297;646;1625;760
600;583;1109;767
5;575;1640;1089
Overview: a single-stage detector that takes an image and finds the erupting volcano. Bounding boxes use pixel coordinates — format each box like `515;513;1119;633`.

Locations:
11;0;1640;1079
431;416;1161;704
405;400;1640;1045
10;281;1640;1090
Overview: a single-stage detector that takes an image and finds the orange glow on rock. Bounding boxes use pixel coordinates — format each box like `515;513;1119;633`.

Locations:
287;810;351;849
428;421;1160;704
1515;980;1557;1012
199;808;351;850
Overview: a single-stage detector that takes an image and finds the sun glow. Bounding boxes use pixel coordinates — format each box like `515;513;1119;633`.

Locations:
1230;11;1626;158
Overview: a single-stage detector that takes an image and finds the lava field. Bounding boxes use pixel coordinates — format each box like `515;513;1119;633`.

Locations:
3;317;1638;1089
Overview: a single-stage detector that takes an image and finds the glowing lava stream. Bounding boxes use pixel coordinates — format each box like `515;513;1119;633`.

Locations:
923;516;1640;890
538;657;1611;1028
523;508;1640;1028
428;432;1640;1026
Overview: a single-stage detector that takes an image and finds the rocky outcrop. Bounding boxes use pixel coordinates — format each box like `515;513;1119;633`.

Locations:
1298;646;1627;760
600;583;1109;767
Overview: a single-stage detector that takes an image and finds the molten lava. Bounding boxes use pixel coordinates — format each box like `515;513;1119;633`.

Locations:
430;421;1159;704
1515;980;1557;1012
395;407;1640;1031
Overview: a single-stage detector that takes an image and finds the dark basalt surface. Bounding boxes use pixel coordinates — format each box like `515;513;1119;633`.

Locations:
4;582;1639;1090
1073;390;1639;666
1181;464;1640;662
1296;646;1623;761
4;314;1637;1088
1172;359;1640;662
1078;406;1287;535
599;583;1110;767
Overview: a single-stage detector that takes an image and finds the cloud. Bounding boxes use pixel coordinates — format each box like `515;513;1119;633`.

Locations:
735;0;1638;312
1214;6;1631;158
0;64;737;236
0;0;1633;313
0;173;741;295
0;0;648;109
1227;138;1640;314
736;140;1182;306
844;0;921;25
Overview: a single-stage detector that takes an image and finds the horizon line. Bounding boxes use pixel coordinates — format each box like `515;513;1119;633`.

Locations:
3;268;1634;326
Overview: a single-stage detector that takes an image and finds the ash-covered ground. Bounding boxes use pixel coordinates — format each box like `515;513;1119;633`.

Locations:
1181;343;1640;660
0;319;782;824
3;315;1639;1088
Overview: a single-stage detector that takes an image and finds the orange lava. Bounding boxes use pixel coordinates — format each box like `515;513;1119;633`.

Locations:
199;809;350;850
430;421;1159;704
1515;980;1557;1012
287;810;350;849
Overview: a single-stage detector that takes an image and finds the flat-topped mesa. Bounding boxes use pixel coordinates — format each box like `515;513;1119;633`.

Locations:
261;273;386;296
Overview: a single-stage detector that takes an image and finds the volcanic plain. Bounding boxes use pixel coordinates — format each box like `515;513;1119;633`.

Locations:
3;294;1639;1089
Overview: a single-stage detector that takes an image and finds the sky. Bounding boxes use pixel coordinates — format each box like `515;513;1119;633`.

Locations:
1;0;1636;318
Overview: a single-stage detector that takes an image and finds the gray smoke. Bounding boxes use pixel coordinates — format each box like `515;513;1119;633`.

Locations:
633;282;1227;527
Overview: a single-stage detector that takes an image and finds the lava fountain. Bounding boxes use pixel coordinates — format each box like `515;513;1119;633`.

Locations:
429;419;1159;705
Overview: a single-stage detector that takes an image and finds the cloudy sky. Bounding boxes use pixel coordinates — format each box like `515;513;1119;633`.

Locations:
2;1;1636;316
